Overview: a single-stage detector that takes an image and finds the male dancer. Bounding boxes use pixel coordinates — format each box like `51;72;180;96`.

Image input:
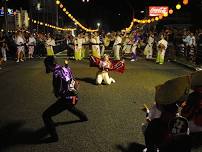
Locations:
43;56;88;142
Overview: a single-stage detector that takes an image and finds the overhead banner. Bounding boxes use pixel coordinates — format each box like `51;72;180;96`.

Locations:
149;6;168;17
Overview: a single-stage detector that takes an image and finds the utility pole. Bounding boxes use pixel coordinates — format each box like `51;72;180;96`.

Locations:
4;0;8;33
56;4;58;26
43;0;46;33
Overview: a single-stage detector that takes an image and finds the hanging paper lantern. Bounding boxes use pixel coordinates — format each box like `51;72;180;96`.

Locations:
60;4;63;8
56;0;60;5
176;4;181;10
169;9;173;14
155;17;159;21
163;13;168;17
183;0;189;5
159;15;163;19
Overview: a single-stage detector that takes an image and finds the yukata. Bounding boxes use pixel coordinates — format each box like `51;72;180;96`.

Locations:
113;36;122;60
91;36;101;58
15;36;25;54
28;36;36;58
144;36;154;59
46;38;55;56
156;39;168;64
74;37;83;60
122;37;132;54
96;60;115;85
131;35;140;61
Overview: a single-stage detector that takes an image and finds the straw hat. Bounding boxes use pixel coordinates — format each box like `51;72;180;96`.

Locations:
155;76;190;105
191;71;202;89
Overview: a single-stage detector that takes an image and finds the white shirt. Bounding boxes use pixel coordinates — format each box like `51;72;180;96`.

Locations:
15;36;25;45
114;36;122;46
157;39;168;50
28;37;36;45
46;38;55;47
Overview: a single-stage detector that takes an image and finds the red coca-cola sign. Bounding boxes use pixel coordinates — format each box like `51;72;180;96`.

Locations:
149;6;169;17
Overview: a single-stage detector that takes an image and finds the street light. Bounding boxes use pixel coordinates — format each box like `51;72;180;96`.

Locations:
97;22;101;29
82;0;89;2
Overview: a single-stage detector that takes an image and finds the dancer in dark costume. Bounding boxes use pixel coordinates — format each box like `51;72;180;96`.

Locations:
42;56;88;142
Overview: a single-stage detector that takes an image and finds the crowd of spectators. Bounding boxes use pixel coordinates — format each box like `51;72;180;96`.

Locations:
0;26;202;69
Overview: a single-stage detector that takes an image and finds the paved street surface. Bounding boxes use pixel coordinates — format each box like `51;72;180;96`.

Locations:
0;55;201;152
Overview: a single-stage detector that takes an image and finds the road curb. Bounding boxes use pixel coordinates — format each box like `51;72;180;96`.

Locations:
171;60;197;71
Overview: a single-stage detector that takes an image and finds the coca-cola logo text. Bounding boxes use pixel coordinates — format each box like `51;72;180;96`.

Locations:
149;6;168;17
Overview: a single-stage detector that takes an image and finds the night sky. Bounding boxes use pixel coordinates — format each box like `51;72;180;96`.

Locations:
2;0;201;31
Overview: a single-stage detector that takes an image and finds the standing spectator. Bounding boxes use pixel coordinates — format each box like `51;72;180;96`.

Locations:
27;33;36;59
15;31;26;62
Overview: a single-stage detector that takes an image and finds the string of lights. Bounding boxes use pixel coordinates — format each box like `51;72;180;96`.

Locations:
123;0;189;32
29;18;76;31
55;0;98;33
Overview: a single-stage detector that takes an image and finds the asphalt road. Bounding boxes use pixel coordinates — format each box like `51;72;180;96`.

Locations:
0;57;201;152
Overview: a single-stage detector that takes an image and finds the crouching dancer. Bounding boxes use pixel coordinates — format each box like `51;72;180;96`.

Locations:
96;54;116;85
42;56;88;142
